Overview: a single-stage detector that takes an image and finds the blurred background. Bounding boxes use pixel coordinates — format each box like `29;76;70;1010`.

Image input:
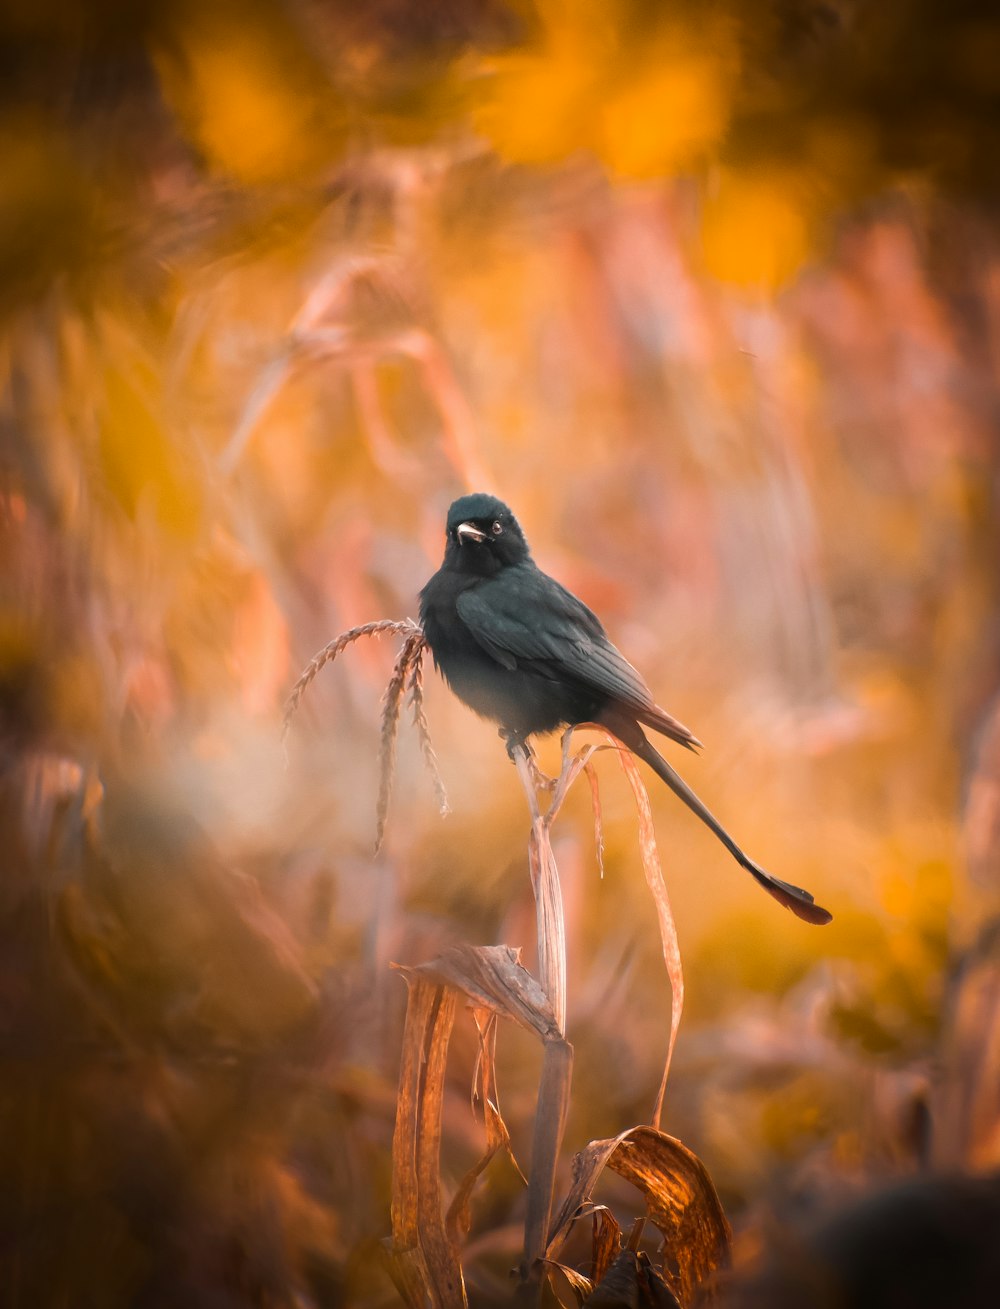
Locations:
2;0;1000;1304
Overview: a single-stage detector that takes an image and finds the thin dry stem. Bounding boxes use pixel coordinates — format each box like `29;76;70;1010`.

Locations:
608;742;682;1132
545;733;603;824
522;724;683;1130
512;745;567;1035
512;746;543;824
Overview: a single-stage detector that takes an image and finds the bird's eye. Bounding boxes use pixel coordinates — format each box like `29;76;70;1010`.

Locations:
491;521;503;535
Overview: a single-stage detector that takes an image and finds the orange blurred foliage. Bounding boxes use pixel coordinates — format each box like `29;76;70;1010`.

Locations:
2;0;1000;1304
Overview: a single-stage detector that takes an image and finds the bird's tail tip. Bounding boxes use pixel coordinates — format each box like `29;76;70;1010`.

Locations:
745;860;833;926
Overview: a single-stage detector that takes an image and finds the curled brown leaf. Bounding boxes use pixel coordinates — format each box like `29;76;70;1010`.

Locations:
547;1126;731;1308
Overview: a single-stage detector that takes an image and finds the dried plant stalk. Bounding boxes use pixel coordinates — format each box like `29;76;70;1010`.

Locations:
407;645;449;817
523;1037;574;1279
607;740;682;1132
511;733;609;1036
512;746;567;1036
290;627;697;1291
376;630;426;852
282;618;422;740
283;617;450;850
511;723;683;1153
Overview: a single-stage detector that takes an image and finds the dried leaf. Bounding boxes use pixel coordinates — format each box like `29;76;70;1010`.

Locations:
400;946;573;1284
592;1207;622;1286
584;759;606;878
607;1132;730;1306
389;975;467;1309
444;1124;493;1246
543;1259;595;1307
402;943;562;1040
559;727;682;1128
585;1249;682;1308
446;1010;525;1246
547;1126;730;1309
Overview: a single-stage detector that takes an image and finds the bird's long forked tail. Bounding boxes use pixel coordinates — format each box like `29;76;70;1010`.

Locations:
630;735;833;925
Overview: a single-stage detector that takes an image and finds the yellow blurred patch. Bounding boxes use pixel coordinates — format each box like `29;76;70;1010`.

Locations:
758;1075;835;1154
98;363;199;538
472;37;600;166
828;846;953;1055
602;48;732;179
689;909;814;1017
880;854;952;928
700;169;813;290
155;14;333;183
474;11;735;180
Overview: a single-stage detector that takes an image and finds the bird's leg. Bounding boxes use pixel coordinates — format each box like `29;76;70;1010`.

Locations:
499;726;530;763
500;728;555;791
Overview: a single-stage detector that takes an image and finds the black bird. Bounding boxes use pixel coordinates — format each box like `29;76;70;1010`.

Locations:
419;493;832;925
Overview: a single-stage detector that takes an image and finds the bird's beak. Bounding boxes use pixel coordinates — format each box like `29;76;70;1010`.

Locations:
456;522;487;544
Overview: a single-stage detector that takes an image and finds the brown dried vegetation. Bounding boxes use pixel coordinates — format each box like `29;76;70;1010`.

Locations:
287;630;712;1303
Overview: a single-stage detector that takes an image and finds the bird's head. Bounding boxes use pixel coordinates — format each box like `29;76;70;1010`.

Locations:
443;493;531;575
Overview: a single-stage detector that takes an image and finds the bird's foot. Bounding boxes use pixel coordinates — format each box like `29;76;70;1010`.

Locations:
499;728;531;763
500;729;556;790
499;729;555;789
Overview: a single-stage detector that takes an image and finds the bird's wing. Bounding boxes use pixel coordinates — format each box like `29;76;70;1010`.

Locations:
455;567;657;712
